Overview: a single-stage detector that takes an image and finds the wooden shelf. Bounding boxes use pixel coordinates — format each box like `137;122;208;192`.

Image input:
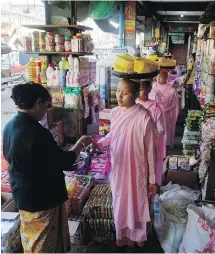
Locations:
24;51;93;56
22;24;92;31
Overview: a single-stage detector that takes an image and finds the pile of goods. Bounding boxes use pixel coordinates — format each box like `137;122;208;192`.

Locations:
154;182;201;253
182;110;202;156
23;31;93;53
83;185;115;243
167;155;198;173
65;175;94;216
26;56;96;88
88;136;111;181
194;34;215;106
113;55;158;74
198;102;215;199
1;213;21;253
179;203;215;253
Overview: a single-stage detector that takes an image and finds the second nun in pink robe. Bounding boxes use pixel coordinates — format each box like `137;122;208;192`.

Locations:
137;81;165;185
95;79;157;246
152;71;179;147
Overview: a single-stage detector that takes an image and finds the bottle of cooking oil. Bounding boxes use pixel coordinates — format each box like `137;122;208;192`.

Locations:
26;58;37;82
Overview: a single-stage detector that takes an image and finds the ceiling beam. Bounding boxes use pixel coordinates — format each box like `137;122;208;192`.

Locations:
161;15;200;22
200;1;215;23
143;1;209;12
136;1;161;20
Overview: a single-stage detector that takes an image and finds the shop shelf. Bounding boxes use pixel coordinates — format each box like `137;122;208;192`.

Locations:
24;51;93;56
22;24;93;31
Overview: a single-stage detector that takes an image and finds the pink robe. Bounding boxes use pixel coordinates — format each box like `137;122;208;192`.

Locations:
152;83;179;147
136;99;165;185
99;104;157;244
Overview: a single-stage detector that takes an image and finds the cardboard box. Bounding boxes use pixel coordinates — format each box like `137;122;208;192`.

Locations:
1;192;12;210
167;171;199;189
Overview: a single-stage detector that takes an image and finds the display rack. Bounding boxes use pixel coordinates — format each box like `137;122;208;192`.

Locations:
22;24;92;31
24;52;93;56
22;1;94;140
205;150;215;201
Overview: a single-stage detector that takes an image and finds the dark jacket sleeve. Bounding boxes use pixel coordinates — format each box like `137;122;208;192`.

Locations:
31;127;77;171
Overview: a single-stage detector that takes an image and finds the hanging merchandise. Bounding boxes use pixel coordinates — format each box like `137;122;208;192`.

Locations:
64;87;83;109
89;1;118;20
82;87;90;118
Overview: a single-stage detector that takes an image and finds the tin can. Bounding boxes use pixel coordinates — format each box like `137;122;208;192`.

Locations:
31;31;40;52
23;36;32;52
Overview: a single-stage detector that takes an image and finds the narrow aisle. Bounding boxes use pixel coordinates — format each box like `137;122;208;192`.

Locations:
167;110;185;156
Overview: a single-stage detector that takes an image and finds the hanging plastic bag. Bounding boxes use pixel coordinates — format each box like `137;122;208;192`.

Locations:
64;87;83;110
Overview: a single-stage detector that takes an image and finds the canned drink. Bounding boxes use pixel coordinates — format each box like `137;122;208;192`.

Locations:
23;36;32;52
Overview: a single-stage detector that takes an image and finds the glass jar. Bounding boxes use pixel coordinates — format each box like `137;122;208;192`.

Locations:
55;34;64;44
39;32;46;52
55;43;65;52
31;31;40;52
64;36;71;52
46;32;55;52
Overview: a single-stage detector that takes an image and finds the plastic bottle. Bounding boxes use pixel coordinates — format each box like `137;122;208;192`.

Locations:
59;57;66;87
54;67;60;87
46;64;54;87
68;55;74;73
36;61;41;83
66;72;70;87
64;57;69;70
26;58;37;82
153;194;164;227
73;57;79;74
40;60;47;85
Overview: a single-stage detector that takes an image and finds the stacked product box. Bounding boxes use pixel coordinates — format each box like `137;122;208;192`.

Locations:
83;185;115;243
